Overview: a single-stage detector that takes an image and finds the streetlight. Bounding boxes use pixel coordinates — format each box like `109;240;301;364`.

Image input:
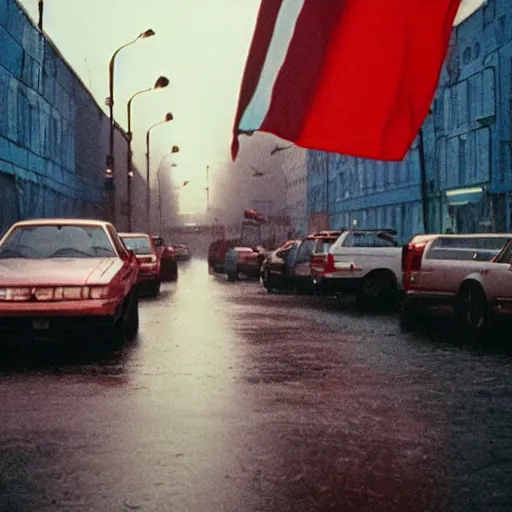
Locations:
105;28;155;224
146;116;175;233
126;75;169;232
157;147;181;234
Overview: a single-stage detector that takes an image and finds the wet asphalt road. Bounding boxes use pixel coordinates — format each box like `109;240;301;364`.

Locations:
1;258;512;512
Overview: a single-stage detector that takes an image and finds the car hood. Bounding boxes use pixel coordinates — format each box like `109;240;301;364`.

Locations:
0;258;124;287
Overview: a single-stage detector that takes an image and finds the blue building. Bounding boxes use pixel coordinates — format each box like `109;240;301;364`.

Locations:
0;0;134;235
307;0;512;242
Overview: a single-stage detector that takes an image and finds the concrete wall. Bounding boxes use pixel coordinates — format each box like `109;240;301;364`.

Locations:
307;0;512;242
0;0;143;235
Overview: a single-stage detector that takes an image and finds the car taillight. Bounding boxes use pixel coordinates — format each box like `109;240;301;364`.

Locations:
402;242;427;290
325;253;336;273
139;254;157;264
402;243;426;272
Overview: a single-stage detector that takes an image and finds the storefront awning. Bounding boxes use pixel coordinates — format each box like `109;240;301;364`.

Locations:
446;187;483;207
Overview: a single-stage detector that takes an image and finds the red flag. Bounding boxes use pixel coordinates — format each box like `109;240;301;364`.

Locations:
244;209;266;223
232;0;461;161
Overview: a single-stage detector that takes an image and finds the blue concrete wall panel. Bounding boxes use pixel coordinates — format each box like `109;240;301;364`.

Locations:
0;0;107;226
0;25;22;77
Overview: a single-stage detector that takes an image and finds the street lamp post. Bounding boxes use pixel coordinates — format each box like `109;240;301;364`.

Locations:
146;114;174;233
105;28;155;225
157;147;180;234
37;0;44;30
126;76;169;232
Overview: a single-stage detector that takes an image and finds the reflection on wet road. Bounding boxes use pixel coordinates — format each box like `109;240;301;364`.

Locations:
1;258;512;511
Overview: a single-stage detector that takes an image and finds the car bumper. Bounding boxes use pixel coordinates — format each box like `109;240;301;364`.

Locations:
0;315;118;341
0;298;120;317
313;276;361;294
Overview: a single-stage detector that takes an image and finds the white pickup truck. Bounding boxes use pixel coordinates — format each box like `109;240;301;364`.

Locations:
311;229;402;306
400;233;512;337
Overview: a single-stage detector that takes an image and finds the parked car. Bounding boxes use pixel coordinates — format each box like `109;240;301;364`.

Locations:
174;244;191;261
293;233;343;295
0;219;140;343
119;233;161;296
260;239;302;293
312;229;401;306
225;246;265;281
400;233;512;337
152;236;178;282
208;239;234;273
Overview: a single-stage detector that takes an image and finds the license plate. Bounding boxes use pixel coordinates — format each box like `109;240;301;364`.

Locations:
32;319;50;330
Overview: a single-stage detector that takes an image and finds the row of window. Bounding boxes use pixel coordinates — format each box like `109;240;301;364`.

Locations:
308;151;420;203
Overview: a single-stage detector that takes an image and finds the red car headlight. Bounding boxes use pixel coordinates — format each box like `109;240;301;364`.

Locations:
0;287;32;301
0;286;109;301
89;286;110;300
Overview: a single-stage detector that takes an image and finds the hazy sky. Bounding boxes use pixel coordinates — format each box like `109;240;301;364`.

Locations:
18;0;484;213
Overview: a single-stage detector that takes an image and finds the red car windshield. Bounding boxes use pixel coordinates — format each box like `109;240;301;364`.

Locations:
122;236;153;255
0;225;116;259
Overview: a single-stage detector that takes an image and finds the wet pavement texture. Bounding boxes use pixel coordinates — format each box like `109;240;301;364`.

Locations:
1;258;512;512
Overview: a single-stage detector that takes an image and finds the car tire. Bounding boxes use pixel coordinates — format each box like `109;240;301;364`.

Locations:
149;279;161;297
263;270;273;292
227;267;239;282
456;283;489;340
111;290;139;345
170;263;178;282
125;291;139;341
358;274;393;309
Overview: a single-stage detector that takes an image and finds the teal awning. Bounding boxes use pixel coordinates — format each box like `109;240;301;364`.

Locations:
446;187;483;206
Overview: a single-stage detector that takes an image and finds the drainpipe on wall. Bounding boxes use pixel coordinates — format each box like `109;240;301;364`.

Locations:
418;127;429;233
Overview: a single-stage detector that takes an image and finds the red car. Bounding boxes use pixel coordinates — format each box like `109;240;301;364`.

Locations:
152;236;178;282
119;233;161;296
0;219;140;343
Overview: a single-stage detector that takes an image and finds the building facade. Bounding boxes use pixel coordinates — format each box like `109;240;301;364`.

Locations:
282;145;308;236
307;0;512;242
0;0;139;235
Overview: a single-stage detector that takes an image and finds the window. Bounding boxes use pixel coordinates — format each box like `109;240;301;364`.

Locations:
0;224;117;259
496;240;512;264
107;225;130;258
343;231;398;247
459;137;467;185
120;236;153;255
426;236;509;262
313;239;334;254
296;240;315;262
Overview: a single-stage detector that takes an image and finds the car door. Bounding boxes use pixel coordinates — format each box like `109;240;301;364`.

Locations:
485;239;512;300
